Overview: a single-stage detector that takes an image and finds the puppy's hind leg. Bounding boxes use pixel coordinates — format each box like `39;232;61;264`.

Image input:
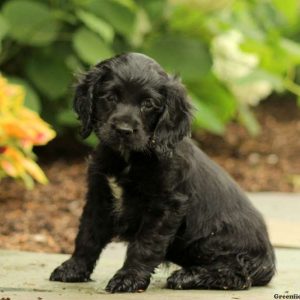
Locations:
166;261;252;290
167;248;275;290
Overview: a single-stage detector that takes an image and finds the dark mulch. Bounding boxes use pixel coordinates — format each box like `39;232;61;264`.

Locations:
197;97;300;192
0;160;86;253
0;98;299;253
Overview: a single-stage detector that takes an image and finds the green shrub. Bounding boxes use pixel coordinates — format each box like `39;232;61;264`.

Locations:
0;0;300;143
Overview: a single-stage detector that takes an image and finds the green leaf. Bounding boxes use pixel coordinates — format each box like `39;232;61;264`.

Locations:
238;105;260;136
144;35;211;81
73;27;113;65
191;94;225;134
130;8;151;47
0;14;8;54
0;14;8;41
20;172;35;190
113;0;137;10
65;55;85;73
2;0;59;46
52;9;77;25
57;109;78;127
250;2;283;34
88;0;136;38
241;38;291;75
76;10;114;43
229;4;265;41
187;74;237;123
169;4;208;41
280;38;300;64
234;70;283;92
8;77;41;113
136;0;167;22
82;132;98;147
71;0;92;7
273;0;298;29
26;54;71;100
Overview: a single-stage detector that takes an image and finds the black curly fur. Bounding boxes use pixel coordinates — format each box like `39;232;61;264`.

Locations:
50;53;275;293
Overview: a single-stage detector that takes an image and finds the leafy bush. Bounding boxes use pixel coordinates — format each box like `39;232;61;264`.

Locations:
0;0;300;141
0;75;56;188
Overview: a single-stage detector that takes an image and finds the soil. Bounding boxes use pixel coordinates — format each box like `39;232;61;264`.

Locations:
0;97;299;253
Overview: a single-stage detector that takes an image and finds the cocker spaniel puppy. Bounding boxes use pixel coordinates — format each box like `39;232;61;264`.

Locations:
50;53;275;293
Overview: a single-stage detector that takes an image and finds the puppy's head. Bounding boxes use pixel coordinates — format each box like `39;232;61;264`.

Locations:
74;53;192;158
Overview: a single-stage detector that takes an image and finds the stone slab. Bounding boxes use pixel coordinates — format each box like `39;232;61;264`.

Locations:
0;244;299;300
1;192;300;299
248;193;300;248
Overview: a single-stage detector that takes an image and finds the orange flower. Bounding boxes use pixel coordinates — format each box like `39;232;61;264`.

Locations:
0;74;56;187
23;158;48;185
0;160;18;177
0;147;25;177
0;146;6;154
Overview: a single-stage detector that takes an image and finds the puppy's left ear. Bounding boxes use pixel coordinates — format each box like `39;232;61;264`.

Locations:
152;77;192;158
73;61;110;138
73;72;95;138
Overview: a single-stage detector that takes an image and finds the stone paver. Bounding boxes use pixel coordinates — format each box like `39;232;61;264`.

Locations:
249;193;300;248
0;245;299;300
0;193;299;299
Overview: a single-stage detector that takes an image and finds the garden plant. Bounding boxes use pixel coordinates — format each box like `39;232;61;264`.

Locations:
0;0;300;186
0;75;56;187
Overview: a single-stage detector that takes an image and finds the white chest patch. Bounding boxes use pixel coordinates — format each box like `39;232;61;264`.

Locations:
107;176;124;215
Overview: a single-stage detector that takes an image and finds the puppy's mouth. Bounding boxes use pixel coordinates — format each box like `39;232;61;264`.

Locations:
97;125;149;153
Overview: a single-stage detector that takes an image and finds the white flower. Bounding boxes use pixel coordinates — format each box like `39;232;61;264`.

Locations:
212;30;258;80
211;30;273;105
230;81;273;106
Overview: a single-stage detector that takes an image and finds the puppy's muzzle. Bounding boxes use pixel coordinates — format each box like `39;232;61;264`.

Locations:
109;104;140;138
112;121;134;136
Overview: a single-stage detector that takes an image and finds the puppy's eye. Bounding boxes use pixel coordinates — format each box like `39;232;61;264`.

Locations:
107;95;117;102
141;99;153;112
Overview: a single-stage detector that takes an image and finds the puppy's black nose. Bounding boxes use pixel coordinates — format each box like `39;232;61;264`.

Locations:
113;123;134;136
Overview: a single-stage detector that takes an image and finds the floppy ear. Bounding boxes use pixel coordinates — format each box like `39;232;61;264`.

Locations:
151;76;192;158
73;61;110;138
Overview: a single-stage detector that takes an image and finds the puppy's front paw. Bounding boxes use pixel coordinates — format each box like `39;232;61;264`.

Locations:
105;269;150;293
50;258;90;282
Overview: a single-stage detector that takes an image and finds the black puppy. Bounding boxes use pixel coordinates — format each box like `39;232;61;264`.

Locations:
50;53;275;293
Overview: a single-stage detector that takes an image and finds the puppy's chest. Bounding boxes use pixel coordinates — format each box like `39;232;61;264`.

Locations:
107;175;124;215
106;165;164;217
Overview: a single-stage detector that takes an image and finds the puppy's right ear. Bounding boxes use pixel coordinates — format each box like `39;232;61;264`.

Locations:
73;61;110;138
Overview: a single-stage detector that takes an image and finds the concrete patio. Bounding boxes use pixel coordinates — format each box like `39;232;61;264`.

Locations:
1;193;299;300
